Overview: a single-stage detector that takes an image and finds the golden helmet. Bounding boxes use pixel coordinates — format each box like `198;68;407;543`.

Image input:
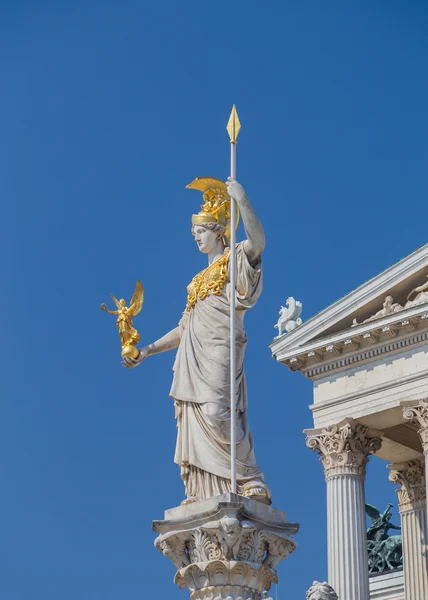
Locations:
186;177;240;241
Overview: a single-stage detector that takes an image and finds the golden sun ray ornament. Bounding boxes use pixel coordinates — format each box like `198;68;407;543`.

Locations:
100;280;144;359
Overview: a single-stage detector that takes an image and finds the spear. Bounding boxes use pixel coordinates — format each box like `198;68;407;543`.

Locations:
226;105;241;495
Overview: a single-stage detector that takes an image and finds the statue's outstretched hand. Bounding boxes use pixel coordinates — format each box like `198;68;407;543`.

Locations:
226;177;246;204
122;346;149;369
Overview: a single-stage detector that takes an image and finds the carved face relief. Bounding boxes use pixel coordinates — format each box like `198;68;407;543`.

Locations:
220;516;241;542
193;225;221;254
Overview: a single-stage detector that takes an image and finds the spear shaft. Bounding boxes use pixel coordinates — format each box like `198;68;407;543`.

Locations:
226;105;241;495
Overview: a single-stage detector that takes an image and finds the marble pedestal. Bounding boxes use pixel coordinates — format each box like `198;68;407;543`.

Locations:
153;493;299;600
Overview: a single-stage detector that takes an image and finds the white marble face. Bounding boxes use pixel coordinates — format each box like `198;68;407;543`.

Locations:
193;225;221;254
306;583;338;600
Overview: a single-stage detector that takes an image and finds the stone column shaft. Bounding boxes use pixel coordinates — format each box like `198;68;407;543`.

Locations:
401;510;428;599
389;458;428;600
305;418;383;600
327;472;368;598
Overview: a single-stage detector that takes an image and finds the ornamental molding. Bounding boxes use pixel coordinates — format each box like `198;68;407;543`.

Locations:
388;458;426;512
276;307;428;378
304;418;383;478
402;399;428;452
175;561;277;600
304;329;428;378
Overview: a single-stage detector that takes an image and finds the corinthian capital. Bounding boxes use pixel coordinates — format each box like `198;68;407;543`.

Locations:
388;459;426;512
153;494;299;600
305;418;383;478
401;399;428;453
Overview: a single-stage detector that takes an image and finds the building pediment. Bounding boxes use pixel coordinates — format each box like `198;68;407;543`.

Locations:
270;244;428;377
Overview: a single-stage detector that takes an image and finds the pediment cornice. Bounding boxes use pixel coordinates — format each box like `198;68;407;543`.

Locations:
270;244;428;378
276;303;428;378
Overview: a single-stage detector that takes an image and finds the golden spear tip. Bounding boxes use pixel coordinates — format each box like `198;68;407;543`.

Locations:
226;104;241;143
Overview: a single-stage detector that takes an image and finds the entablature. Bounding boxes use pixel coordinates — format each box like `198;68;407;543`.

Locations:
274;303;428;379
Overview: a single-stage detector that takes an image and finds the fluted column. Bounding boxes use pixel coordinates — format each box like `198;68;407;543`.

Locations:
388;459;428;600
305;418;382;600
402;399;428;519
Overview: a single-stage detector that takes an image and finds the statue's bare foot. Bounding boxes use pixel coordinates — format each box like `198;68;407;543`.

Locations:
241;480;272;505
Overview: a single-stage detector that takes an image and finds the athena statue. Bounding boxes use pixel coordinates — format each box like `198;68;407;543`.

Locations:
123;177;271;506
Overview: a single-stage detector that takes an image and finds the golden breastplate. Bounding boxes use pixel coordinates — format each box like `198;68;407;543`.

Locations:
186;251;230;311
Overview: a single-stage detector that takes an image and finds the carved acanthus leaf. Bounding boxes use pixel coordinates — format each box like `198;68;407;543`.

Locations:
305;419;382;477
389;459;427;512
189;529;222;563
174;561;278;597
402;399;428;452
237;530;266;563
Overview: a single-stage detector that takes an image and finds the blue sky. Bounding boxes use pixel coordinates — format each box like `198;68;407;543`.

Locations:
1;1;427;598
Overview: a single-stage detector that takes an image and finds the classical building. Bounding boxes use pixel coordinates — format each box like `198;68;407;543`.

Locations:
270;243;428;600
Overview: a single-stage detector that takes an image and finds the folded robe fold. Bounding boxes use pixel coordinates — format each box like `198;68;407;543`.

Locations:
170;242;266;500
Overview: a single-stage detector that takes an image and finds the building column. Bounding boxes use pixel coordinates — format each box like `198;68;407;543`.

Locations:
305;418;382;600
402;399;428;518
388;459;428;600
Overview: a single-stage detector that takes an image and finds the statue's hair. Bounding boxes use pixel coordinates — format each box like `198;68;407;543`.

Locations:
306;581;338;600
191;221;226;236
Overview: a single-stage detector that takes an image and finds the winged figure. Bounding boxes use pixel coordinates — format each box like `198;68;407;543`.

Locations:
365;503;402;573
100;281;144;349
366;503;401;542
274;297;303;337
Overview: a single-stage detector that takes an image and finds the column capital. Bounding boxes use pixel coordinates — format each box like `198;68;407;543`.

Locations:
388;458;426;512
153;494;299;600
304;418;383;478
401;399;428;453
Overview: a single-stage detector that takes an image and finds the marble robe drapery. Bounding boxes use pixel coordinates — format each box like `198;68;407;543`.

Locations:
170;242;267;501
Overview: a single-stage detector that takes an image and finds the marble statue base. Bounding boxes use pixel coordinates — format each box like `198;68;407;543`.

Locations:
153;493;299;600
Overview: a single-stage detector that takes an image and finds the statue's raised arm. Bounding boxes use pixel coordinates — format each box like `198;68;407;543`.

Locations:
226;178;265;265
100;304;119;315
124;177;271;506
